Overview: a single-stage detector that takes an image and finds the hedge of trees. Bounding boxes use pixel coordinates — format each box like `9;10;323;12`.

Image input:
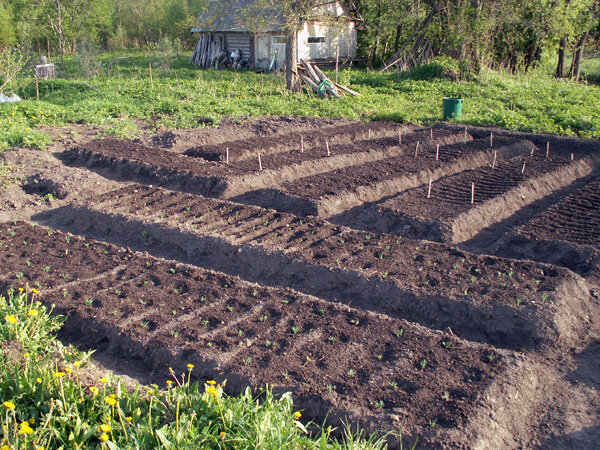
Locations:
1;0;598;77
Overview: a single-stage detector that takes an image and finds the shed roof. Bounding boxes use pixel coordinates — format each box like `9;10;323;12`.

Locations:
192;0;284;33
192;0;355;33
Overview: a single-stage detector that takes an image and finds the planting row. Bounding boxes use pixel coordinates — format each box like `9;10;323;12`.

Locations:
0;221;508;443
34;185;593;350
184;120;409;162
245;136;530;217
519;177;600;250
373;153;595;243
58;126;476;203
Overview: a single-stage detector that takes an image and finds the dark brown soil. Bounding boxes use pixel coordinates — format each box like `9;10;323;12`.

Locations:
1;117;599;449
0;221;508;445
34;185;593;351
374;154;595;243
519;178;600;250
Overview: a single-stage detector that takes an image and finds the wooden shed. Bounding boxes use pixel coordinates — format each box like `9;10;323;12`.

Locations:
190;0;357;70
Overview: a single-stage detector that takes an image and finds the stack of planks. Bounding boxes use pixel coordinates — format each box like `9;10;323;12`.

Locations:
297;59;362;98
190;33;214;68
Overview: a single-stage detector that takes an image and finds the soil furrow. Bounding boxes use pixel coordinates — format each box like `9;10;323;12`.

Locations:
32;190;593;351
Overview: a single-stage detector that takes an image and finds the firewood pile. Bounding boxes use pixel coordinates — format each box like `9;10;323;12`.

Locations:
296;59;362;98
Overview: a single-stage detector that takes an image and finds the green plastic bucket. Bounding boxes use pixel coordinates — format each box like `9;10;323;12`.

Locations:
442;97;463;120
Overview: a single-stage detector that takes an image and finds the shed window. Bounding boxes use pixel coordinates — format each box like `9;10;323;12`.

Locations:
308;37;326;43
272;36;286;45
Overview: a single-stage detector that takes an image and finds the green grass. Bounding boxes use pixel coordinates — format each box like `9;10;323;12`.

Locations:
0;287;392;449
1;52;599;150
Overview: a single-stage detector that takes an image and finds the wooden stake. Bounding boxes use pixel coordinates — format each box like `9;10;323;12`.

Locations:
436;143;440;161
464;126;467;137
471;183;475;204
335;46;339;83
226;148;229;164
149;60;153;89
492;151;497;169
571;153;574;160
398;130;402;145
258;153;262;171
427;177;432;198
521;161;526;174
35;77;39;101
326;139;330;156
490;132;493;147
415;141;420;157
531;147;534;156
430;128;433;140
300;136;304;153
546;142;550;157
368;129;371;139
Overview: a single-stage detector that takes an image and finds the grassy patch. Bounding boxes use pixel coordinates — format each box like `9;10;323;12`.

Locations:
0;288;391;449
0;52;599;151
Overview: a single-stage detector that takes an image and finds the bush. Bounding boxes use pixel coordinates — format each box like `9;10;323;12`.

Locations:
0;47;26;93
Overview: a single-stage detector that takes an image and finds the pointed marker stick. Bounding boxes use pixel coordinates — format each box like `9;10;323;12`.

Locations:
436;143;440;161
521;161;526;174
427;177;432;198
326;139;330;156
415;141;420;157
492;151;497;169
471;183;475;205
226;148;229;164
258;153;263;171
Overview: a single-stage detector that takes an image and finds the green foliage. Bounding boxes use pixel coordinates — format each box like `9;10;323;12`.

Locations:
0;288;389;449
0;4;17;49
1;53;599;151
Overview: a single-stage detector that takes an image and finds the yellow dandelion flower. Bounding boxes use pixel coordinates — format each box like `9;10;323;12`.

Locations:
206;385;219;398
29;418;34;424
31;288;39;294
5;315;17;324
53;372;66;378
166;380;173;386
28;309;38;316
294;411;302;419
100;434;109;442
3;401;15;410
89;386;98;394
65;368;72;374
187;363;194;369
220;431;226;438
168;367;174;373
104;397;116;406
99;424;111;433
206;380;216;385
100;377;108;383
73;361;81;368
18;288;24;292
147;389;155;395
24;353;30;357
125;416;132;422
36;378;42;383
1;445;9;450
18;424;33;435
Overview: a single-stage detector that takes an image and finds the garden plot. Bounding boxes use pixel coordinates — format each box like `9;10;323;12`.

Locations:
59;124;412;198
519;177;600;250
367;153;596;244
184;120;409;161
34;185;593;351
0;221;517;446
236;135;535;217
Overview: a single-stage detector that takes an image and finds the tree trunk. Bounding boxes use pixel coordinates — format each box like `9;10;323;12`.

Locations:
556;37;566;78
55;0;65;63
570;31;589;81
393;24;402;53
285;31;301;92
